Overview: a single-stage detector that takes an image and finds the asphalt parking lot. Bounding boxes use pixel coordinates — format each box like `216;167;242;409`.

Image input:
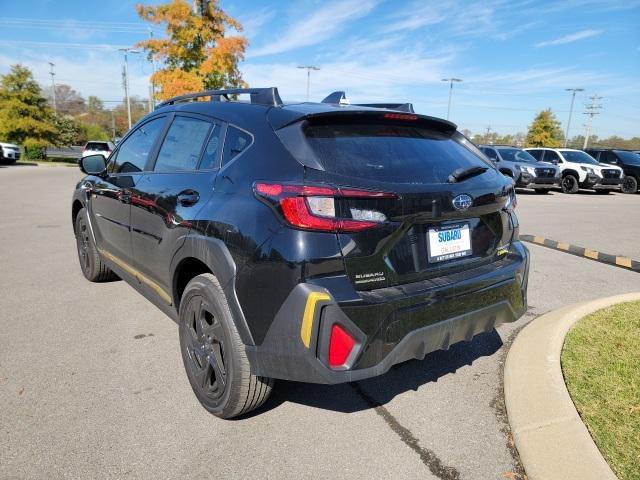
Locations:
2;165;640;480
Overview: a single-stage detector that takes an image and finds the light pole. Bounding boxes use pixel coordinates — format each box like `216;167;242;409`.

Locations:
119;48;140;130
48;62;56;113
297;66;320;101
564;88;584;147
441;78;462;120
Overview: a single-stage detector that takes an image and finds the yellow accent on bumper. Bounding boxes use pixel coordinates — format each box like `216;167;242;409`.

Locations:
300;292;330;348
99;248;173;305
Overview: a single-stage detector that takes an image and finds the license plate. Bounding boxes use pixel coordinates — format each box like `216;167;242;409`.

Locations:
427;224;472;263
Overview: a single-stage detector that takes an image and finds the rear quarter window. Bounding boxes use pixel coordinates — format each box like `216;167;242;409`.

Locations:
304;123;490;184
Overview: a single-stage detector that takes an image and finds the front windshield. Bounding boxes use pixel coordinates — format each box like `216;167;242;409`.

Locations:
559;150;599;165
615;150;640;165
496;147;537;163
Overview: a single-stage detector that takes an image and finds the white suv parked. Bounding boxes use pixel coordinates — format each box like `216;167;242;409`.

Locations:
0;142;21;164
524;148;623;194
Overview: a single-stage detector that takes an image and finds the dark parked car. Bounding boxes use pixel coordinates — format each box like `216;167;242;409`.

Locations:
478;145;560;193
72;88;529;418
585;148;640;194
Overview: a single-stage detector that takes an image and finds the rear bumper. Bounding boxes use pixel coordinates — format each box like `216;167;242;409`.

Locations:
246;241;529;384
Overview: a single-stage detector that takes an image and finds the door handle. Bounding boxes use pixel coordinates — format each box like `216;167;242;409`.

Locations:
177;190;200;206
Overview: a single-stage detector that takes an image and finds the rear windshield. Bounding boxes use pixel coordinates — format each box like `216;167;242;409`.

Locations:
86;142;109;151
304;123;490;183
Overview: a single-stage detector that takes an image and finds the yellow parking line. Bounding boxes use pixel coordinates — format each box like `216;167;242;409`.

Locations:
616;257;633;268
556;242;570;251
584;249;599;260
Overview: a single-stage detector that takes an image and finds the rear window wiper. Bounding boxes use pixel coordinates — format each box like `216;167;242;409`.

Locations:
448;166;488;183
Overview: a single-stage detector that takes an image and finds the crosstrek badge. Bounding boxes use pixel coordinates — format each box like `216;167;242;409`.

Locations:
354;272;386;284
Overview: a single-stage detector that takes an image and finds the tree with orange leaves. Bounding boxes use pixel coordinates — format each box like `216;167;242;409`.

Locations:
136;0;247;100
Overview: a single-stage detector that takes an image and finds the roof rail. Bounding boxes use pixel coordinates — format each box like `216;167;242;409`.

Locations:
321;91;414;113
157;87;283;108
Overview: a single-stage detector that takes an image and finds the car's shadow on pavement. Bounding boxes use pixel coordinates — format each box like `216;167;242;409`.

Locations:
245;329;503;417
0;162;38;168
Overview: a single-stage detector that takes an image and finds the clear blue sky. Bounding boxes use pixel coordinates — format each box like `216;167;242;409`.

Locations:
1;0;638;138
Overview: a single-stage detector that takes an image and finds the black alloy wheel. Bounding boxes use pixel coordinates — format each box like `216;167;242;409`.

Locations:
621;176;638;194
182;295;227;402
561;175;579;194
178;274;273;418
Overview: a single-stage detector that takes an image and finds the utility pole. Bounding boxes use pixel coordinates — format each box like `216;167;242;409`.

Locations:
119;48;140;130
485;126;492;144
148;29;155;113
297;66;320;101
110;109;116;141
563;88;584;147
441;78;463;120
582;94;603;149
48;62;57;114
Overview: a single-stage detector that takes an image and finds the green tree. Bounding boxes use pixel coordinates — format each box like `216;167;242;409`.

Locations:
526;109;563;147
135;0;248;100
51;115;82;145
0;64;59;157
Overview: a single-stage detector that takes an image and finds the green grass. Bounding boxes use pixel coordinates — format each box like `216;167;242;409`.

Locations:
562;300;640;480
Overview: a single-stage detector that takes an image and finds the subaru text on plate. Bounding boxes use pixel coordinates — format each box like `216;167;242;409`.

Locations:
71;88;529;418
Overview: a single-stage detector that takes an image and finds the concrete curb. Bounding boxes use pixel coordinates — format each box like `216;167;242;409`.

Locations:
504;292;640;480
520;234;640;273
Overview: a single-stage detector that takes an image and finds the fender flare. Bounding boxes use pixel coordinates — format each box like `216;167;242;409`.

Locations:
562;169;580;179
170;235;255;346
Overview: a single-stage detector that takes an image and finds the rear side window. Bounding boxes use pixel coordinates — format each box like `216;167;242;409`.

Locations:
527;149;543;161
482;147;498;160
154;116;211;172
304;123;490;184
198;124;223;170
543;150;560;163
222;126;252;166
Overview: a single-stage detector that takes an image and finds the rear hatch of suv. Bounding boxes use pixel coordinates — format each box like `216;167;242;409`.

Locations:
274;111;516;291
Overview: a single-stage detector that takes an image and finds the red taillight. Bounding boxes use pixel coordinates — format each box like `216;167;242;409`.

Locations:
328;324;356;368
254;182;396;233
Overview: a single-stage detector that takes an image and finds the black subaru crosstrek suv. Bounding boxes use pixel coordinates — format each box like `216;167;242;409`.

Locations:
72;88;529;418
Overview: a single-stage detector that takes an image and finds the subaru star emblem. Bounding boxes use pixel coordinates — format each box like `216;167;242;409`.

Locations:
452;194;473;211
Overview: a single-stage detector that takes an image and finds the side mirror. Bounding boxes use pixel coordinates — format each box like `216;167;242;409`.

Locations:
79;154;107;175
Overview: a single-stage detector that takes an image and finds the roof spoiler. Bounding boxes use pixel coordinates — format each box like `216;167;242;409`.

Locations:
157;87;283;108
321;90;414;113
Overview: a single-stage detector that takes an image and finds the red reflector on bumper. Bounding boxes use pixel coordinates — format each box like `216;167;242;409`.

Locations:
328;324;355;368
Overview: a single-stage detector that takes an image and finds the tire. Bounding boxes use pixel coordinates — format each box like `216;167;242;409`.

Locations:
561;175;579;194
621;176;638;194
534;189;550;194
179;273;273;419
74;208;118;282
